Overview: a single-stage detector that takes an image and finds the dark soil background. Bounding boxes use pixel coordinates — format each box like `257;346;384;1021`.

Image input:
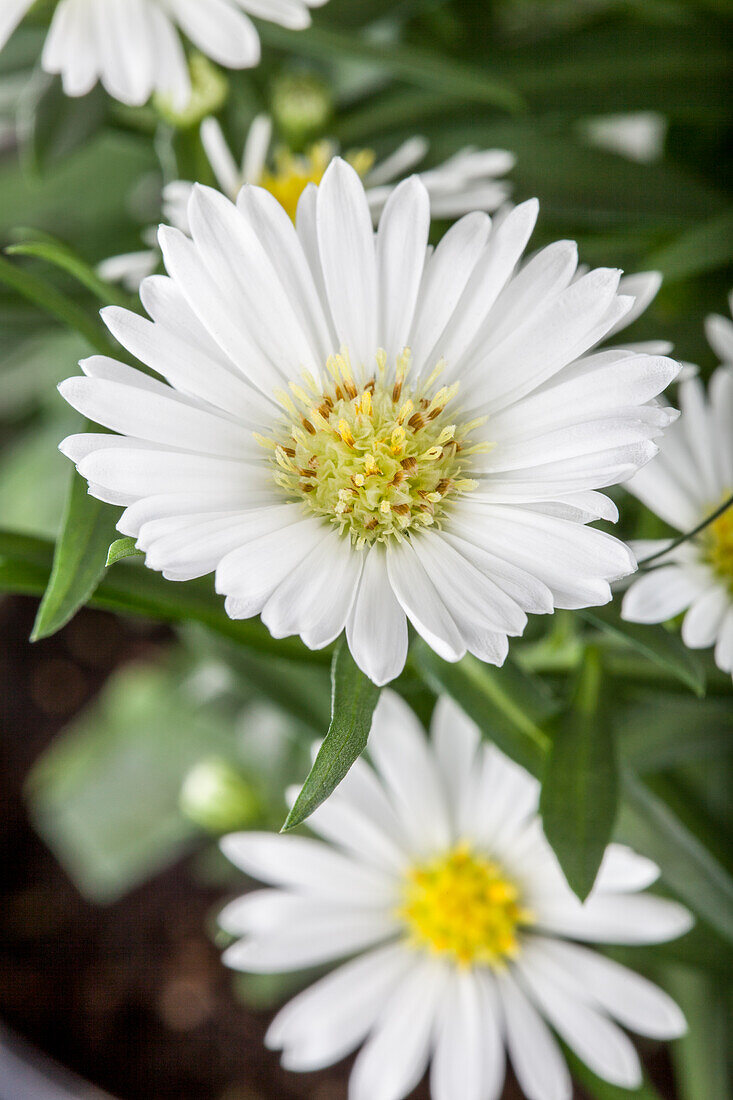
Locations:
0;595;676;1099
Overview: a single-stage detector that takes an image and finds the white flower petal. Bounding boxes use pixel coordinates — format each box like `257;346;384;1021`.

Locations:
622;565;707;624
497;969;572;1100
349;958;446;1100
346;545;409;685
266;943;412;1071
430;970;488;1100
376;176;430;364
537;892;694;944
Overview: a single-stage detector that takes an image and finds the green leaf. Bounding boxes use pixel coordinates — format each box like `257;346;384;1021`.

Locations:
540;648;619;900
283;640;381;831
666;968;731;1100
564;1046;664;1100
578;603;705;697
0;528;331;665
618;694;733;774
31;470;121;641
646;209;733;283
619;771;733;946
106;536;143;567
257;23;524;112
19;74;107;173
0;252;117;355
7;233;132;308
412;641;553;778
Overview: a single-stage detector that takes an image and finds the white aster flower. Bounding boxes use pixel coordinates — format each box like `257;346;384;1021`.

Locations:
622;366;733;679
60;159;679;684
0;0;327;107
219;692;690;1100
99;114;514;291
705;290;733;366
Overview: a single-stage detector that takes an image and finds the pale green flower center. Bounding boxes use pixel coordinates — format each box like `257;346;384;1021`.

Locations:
262;348;487;546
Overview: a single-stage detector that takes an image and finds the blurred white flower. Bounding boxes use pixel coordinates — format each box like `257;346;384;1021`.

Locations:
581;111;667;163
705;290;733;366
60;160;679;683
220;692;690;1100
622;365;733;679
100;114;514;290
0;0;328;107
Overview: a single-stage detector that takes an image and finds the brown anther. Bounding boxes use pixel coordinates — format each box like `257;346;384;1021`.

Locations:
392;379;403;402
299;468;316;478
392;503;411;516
317;402;331;419
420;397;430;409
427;406;444;421
436;478;451;494
408;412;426;431
300;483;315;492
334;385;344;401
401;456;418;473
282;446;296;457
391;470;406;487
343;379;358;399
301;418;316;435
364;518;379;530
365;378;376;393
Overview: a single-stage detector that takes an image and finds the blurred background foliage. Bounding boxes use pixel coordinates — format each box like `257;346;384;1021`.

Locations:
0;1;731;1098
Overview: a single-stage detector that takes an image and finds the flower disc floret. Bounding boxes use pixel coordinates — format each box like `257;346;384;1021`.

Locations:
265;348;484;546
399;842;533;968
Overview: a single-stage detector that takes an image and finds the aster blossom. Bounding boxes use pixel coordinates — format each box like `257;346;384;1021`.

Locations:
219;692;690;1100
0;0;327;107
60;158;679;684
622;365;733;679
98;113;515;291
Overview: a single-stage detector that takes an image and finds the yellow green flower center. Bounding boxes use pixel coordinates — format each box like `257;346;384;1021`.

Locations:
258;143;375;221
261;348;486;546
399;843;533;968
706;493;733;588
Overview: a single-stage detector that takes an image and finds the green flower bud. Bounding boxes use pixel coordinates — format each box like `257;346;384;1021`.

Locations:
180;757;260;834
154;54;228;130
270;71;333;150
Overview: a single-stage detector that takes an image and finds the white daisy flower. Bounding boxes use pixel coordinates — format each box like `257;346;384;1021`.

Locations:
622;366;733;679
60;159;679;684
705;290;733;366
99;113;514;291
0;0;327;108
219;691;690;1100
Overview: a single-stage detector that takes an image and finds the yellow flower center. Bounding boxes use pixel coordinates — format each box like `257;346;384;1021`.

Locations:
706;493;733;588
258;143;375;222
399;843;533;968
261;348;487;546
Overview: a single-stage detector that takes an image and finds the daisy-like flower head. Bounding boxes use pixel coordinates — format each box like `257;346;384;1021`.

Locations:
219;692;691;1100
622;365;733;679
98;114;515;291
60;159;679;684
0;0;328;108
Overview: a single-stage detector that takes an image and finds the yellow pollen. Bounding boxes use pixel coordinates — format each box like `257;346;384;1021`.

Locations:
266;348;488;545
399;843;533;969
705;492;733;589
259;142;376;222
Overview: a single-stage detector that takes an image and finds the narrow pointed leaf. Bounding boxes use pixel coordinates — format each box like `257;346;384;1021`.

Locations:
412;641;553;778
282;640;381;831
619;770;733;945
106;537;143;567
540;647;619;900
7;235;132;307
31;470;121;640
0;253;116;355
579;603;705;696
